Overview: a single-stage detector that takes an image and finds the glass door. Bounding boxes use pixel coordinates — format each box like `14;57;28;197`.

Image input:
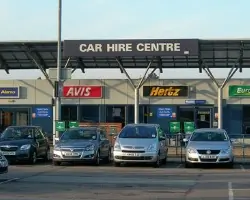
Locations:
195;107;212;129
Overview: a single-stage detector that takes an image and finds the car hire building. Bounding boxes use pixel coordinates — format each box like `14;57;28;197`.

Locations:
0;78;249;135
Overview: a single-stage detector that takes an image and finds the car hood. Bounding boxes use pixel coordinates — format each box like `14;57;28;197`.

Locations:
187;141;231;150
117;138;156;148
0;139;33;147
57;140;97;148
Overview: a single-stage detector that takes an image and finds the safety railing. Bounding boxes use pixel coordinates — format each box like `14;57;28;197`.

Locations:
166;134;250;163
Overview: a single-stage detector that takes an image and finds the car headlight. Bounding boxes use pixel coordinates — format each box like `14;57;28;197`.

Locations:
187;148;197;154
221;148;231;154
147;143;157;152
20;144;31;150
85;144;95;151
114;143;121;151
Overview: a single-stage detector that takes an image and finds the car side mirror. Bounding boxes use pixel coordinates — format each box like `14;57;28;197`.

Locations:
113;136;117;139
183;138;189;143
230;138;236;143
55;137;60;143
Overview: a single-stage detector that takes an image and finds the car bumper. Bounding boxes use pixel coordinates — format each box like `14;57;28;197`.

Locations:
2;151;32;162
186;152;233;164
113;151;158;163
0;167;8;174
53;150;97;162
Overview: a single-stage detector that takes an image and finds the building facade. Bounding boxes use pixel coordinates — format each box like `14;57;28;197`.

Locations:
0;78;249;135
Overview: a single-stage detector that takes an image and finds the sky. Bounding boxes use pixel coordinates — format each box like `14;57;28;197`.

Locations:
0;0;250;80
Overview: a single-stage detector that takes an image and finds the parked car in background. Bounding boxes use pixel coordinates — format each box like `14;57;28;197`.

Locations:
0;153;8;174
0;126;50;164
113;123;168;168
184;128;234;168
52;127;112;166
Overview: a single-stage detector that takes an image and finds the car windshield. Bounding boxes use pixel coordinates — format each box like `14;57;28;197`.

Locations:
0;127;34;140
60;129;97;140
119;125;157;138
190;131;228;142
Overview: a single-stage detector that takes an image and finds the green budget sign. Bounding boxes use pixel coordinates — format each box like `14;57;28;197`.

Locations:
184;122;195;133
55;121;65;131
229;85;250;97
169;122;180;133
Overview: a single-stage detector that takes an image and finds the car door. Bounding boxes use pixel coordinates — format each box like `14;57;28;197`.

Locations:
99;130;109;158
34;128;47;157
157;126;167;159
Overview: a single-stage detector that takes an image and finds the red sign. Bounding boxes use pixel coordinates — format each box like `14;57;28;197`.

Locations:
62;86;102;98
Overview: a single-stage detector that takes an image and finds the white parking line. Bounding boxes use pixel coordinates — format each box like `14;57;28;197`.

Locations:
240;165;246;172
0;178;19;185
176;164;182;168
228;182;234;200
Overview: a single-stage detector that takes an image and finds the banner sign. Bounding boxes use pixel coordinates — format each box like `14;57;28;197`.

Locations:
229;85;250;97
63;86;102;98
143;86;189;97
34;107;51;118
0;87;19;98
63;39;199;57
157;108;173;118
185;100;206;104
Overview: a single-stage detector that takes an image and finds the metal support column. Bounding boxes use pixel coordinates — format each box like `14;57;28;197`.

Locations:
54;0;62;144
116;57;160;124
217;87;223;128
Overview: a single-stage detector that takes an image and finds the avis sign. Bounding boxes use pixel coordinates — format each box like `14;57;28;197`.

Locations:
63;86;102;98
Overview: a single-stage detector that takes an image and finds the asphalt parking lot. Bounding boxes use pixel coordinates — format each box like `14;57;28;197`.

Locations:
0;162;250;200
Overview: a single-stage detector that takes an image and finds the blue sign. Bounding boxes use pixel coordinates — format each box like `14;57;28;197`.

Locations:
157;107;172;118
34;108;51;118
185;100;206;105
0;87;19;98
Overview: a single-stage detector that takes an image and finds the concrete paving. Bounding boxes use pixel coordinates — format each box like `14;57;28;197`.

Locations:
0;161;250;200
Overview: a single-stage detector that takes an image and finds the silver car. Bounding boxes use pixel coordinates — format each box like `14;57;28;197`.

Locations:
53;127;111;166
113;124;168;168
183;128;234;168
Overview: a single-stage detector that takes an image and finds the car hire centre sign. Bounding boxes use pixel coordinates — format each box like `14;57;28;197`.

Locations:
63;39;199;57
62;86;102;98
229;85;250;97
0;87;20;98
143;86;189;97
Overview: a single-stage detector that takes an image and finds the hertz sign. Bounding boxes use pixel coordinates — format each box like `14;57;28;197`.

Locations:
143;86;189;97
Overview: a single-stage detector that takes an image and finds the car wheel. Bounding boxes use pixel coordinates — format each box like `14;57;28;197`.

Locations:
113;162;120;167
185;161;192;168
153;154;160;168
29;151;37;165
94;151;100;166
226;162;234;169
43;148;50;161
104;149;112;164
53;161;61;166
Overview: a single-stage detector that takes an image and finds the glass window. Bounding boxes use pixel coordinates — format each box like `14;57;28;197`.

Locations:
80;105;99;122
119;125;157;138
0;127;35;140
61;128;97;140
61;106;77;121
190;131;228;141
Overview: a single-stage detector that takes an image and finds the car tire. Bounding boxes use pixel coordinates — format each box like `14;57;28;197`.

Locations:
153;154;161;168
104;149;112;164
28;151;37;165
185;162;192;168
53;161;61;166
43;148;50;161
226;162;234;169
94;151;100;166
161;155;167;165
113;162;120;167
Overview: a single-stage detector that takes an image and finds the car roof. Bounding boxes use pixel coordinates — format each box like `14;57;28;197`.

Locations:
194;128;226;133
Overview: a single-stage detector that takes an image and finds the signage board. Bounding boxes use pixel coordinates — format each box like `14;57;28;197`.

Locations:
63;86;102;98
63;39;199;57
157;107;173;118
69;121;79;128
184;122;195;133
185;100;206;104
169;122;181;133
0;87;19;98
143;86;189;97
34;107;51;118
229;85;250;97
55;121;66;132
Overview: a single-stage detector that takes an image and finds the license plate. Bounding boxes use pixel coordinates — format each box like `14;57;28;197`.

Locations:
64;152;79;156
125;153;140;156
200;155;217;159
2;151;16;156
